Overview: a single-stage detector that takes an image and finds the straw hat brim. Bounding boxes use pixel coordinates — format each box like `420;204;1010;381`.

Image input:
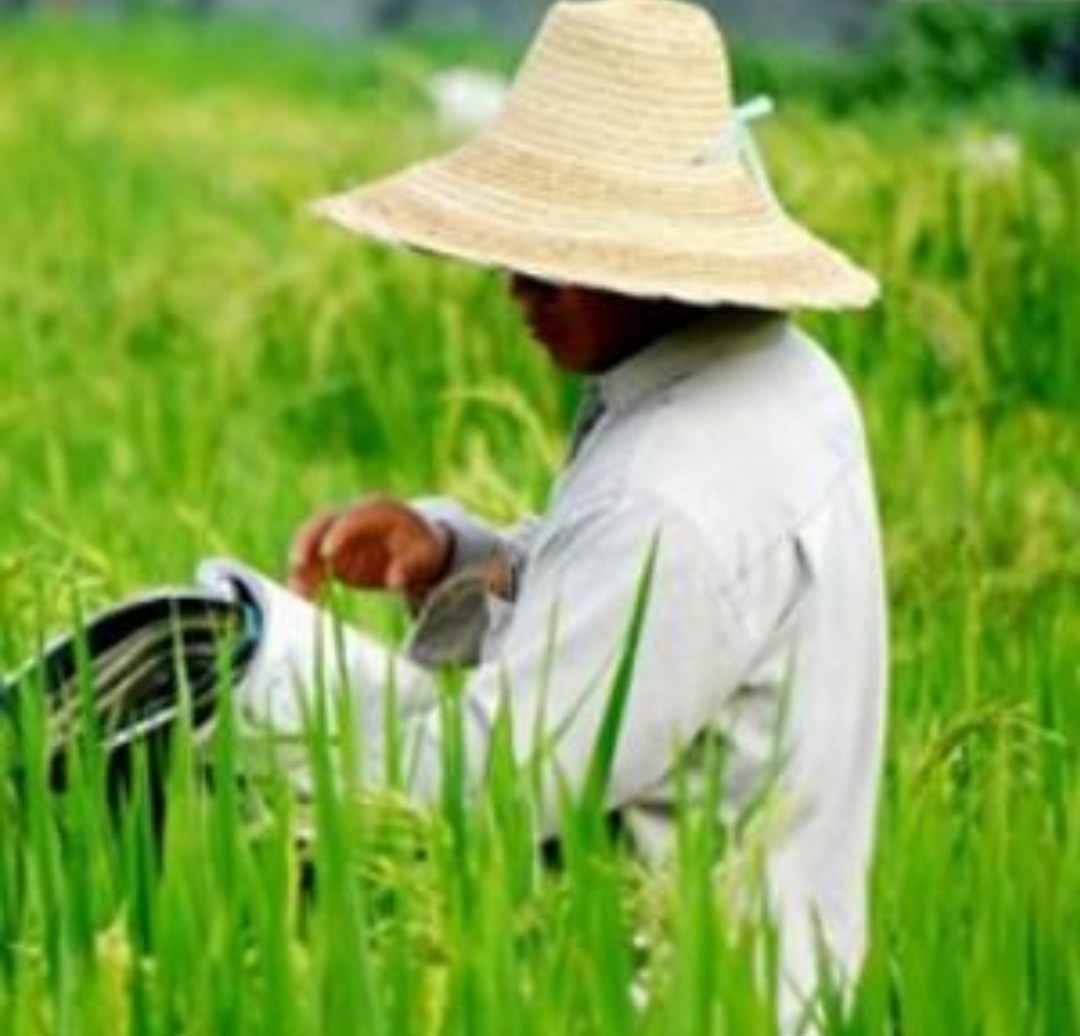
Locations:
312;132;880;312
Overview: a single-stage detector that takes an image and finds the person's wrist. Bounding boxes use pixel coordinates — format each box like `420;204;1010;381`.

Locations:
430;519;456;582
402;519;456;614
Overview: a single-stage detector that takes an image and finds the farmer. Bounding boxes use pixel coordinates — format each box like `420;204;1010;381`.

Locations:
285;0;887;1026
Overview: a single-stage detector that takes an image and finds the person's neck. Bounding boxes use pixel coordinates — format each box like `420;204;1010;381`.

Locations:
590;301;703;374
595;303;780;374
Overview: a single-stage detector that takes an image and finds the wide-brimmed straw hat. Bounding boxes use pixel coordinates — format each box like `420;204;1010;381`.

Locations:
313;0;879;311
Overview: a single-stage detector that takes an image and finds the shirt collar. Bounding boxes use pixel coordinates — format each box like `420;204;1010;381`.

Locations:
594;309;790;414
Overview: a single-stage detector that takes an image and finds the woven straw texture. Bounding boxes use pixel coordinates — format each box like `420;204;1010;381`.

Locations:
313;0;880;311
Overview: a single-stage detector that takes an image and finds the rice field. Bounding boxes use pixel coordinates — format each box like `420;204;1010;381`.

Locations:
0;16;1077;1036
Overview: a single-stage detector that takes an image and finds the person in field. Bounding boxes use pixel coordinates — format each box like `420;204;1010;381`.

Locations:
286;0;888;1026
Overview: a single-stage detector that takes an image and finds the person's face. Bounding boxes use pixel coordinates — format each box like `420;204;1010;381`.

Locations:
508;273;667;374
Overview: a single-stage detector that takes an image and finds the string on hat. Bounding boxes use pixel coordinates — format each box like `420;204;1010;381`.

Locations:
696;95;778;205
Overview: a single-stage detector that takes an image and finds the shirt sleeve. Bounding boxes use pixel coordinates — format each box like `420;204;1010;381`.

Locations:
403;497;540;667
409;495;541;579
390;489;790;839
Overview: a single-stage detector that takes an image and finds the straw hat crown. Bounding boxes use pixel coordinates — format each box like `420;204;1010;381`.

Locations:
500;0;733;167
314;0;879;311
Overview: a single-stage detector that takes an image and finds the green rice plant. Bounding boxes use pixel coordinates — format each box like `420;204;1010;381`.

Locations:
0;14;1077;1036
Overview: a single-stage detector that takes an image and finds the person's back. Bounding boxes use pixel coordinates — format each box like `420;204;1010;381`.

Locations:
504;310;887;1014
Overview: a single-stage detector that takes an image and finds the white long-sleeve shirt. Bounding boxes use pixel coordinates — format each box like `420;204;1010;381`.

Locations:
232;310;888;1021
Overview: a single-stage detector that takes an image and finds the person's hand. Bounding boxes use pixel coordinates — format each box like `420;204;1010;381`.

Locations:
287;496;453;601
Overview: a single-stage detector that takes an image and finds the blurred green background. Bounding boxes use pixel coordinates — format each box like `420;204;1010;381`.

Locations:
0;2;1077;1034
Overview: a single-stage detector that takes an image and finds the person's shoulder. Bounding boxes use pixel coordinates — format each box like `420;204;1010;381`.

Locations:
622;319;872;554
781;323;871;438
